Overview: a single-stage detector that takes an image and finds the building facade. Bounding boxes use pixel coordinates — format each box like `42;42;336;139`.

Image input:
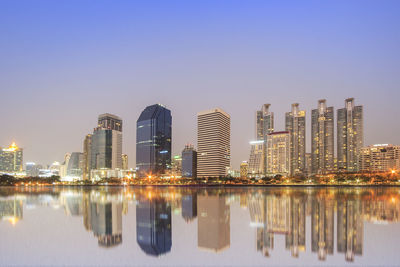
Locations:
0;143;23;173
255;104;274;174
83;134;92;180
136;104;172;178
240;161;248;178
359;144;400;172
122;154;128;170
266;131;291;176
248;140;265;178
285;103;306;176
66;152;84;179
197;108;230;178
182;145;197;178
337;98;364;172
311;99;334;174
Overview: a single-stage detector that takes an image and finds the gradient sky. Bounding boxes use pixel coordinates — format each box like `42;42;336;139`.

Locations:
1;0;400;169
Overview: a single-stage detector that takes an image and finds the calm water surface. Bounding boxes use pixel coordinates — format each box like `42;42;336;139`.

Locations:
0;186;399;266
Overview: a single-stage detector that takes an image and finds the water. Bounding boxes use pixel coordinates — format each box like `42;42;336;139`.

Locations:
0;186;399;266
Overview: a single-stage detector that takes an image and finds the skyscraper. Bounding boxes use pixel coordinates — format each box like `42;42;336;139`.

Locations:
255;104;274;175
337;98;364;172
83;134;92;180
136;104;172;178
248;140;265;178
66;152;84;179
0;143;23;173
182;145;197;178
285;103;306;176
266;131;291;176
311;100;334;174
90;113;123;172
122;154;128;170
197;108;230;178
240;161;248;178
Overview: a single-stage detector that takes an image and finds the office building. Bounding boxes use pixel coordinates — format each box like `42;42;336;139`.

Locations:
136;104;172;178
182;145;197;178
248;140;265;178
240;161;248;178
122;154;128;170
337;98;364;172
83;134;92;180
255;104;274;174
359;144;400;172
0;143;23;173
197;108;230;178
266;132;291;176
311;100;334;175
66;152;84;179
285;103;306;176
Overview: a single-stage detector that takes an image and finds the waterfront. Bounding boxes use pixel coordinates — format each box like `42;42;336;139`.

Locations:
1;186;400;266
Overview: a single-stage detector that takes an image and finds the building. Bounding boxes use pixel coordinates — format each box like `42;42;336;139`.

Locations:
59;153;71;179
337;98;364;172
311;99;334;175
305;153;312;177
285;103;306;176
248;140;265;178
136;104;172;178
255;104;274;174
240;161;248;178
266;131;291;176
122;154;128;170
83;134;92;180
0;143;23;173
25;162;40;177
182;145;197;178
91;113;123;173
171;155;182;177
359;144;400;172
66;152;84;180
197;108;230;178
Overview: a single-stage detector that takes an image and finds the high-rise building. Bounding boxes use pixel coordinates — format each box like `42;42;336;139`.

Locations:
240;161;248;178
197;108;230;178
359;144;400;172
266;132;291;176
337;98;364;172
91;114;123;173
0;143;23;173
248;141;265;178
83;134;92;180
182;145;197;178
285;103;306;176
171;155;182;177
122;154;128;170
311;100;334;175
59;153;71;179
25;162;40;177
255;104;274;175
66;152;84;179
136;104;172;178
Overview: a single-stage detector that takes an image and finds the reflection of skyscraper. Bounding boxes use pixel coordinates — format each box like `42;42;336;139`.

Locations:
311;198;334;260
285;197;306;258
90;201;123;247
181;193;197;222
136;198;172;256
198;195;230;252
0;197;23;225
337;199;363;262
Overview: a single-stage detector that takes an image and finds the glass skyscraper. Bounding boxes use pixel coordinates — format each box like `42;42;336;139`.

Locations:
136;104;172;178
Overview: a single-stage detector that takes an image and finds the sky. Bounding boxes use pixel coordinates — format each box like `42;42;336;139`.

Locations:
0;0;400;169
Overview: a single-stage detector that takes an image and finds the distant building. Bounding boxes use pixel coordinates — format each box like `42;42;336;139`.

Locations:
122;154;128;170
182;145;197;178
337;98;363;172
136;104;172;178
266;131;291;176
285;103;306;176
240;161;248;178
197;108;230;178
305;153;312;177
25;162;40;177
66;152;84;179
311;99;334;175
359;144;400;172
171;155;182;177
83;134;92;180
248;140;265;178
0;143;23;173
256;104;274;174
59;153;71;179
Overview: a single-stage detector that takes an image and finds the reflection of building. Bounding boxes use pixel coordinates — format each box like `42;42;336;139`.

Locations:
311;198;334;260
182;145;197;178
197;108;230;178
198;195;230;252
136;104;172;178
285;197;306;257
182;193;197;222
240;161;248;178
359;144;400;172
311;100;334;174
285;103;306;176
337;98;364;172
337;199;363;262
248;141;265;178
266;132;291;176
136;198;172;256
0;142;23;173
0;197;23;225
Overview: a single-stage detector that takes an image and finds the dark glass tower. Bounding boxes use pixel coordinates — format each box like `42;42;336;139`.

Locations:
136;104;172;178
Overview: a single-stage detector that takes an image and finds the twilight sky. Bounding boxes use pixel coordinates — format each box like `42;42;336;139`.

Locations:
1;0;400;169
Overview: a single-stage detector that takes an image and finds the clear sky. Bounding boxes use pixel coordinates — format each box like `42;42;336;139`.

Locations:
1;0;399;169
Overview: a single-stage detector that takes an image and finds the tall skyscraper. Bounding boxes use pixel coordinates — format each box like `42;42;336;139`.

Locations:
66;152;84;179
122;154;128;170
197;108;230;178
248;140;265;178
136;104;172;178
285;103;306;176
83;134;92;180
0;143;23;173
182;145;197;178
254;104;274;175
90;113;123;172
266;131;291;176
311;100;334;174
337;98;364;172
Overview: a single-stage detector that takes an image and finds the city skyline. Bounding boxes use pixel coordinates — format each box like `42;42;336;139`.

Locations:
1;1;400;169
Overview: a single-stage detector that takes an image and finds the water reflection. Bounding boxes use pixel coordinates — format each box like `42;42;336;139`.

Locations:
1;186;400;265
